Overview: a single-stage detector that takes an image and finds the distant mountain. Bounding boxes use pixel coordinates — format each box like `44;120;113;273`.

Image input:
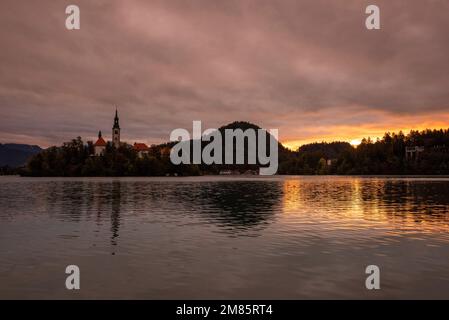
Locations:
0;143;42;167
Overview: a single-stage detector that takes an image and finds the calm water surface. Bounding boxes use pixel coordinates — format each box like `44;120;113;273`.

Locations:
1;176;449;299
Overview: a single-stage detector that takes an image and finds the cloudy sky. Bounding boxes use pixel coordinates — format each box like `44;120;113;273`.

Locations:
1;0;448;149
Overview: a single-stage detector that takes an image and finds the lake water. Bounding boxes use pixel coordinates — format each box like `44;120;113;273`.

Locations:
1;175;449;299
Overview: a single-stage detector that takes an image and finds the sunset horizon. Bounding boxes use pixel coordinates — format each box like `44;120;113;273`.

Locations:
3;115;449;151
3;103;449;150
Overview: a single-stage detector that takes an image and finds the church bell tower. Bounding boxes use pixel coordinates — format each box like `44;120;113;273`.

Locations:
112;108;121;148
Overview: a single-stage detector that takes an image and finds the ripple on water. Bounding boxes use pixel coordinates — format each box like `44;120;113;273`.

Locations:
0;176;449;298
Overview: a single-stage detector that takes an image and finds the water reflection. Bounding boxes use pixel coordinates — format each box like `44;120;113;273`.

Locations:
21;179;284;241
110;181;121;249
3;177;449;236
3;177;449;238
192;181;282;231
280;177;449;233
1;176;449;299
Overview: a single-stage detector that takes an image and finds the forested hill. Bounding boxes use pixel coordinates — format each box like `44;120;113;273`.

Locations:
298;142;353;159
20;121;288;177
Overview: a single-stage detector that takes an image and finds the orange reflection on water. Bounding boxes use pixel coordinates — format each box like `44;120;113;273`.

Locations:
280;177;449;236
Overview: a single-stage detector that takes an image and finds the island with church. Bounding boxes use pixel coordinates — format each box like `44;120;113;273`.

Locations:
4;108;449;177
91;109;168;159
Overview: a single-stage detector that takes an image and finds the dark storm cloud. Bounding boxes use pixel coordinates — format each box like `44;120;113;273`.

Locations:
0;0;448;146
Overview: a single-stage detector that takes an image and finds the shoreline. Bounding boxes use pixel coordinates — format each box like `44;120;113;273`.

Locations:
3;174;449;179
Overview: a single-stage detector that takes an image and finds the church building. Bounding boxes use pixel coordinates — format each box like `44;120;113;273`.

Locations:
94;131;107;156
112;109;121;148
93;109;121;156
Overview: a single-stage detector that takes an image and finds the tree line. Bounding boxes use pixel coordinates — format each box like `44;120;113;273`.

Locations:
280;129;449;175
16;127;449;176
21;137;200;177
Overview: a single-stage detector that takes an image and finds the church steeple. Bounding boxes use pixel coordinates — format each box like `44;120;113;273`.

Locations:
112;107;121;148
113;108;120;129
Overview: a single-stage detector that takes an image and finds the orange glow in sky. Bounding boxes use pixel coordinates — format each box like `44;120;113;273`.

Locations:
280;113;449;151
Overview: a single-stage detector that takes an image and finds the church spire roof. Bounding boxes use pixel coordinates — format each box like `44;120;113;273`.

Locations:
94;131;107;147
113;107;120;129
